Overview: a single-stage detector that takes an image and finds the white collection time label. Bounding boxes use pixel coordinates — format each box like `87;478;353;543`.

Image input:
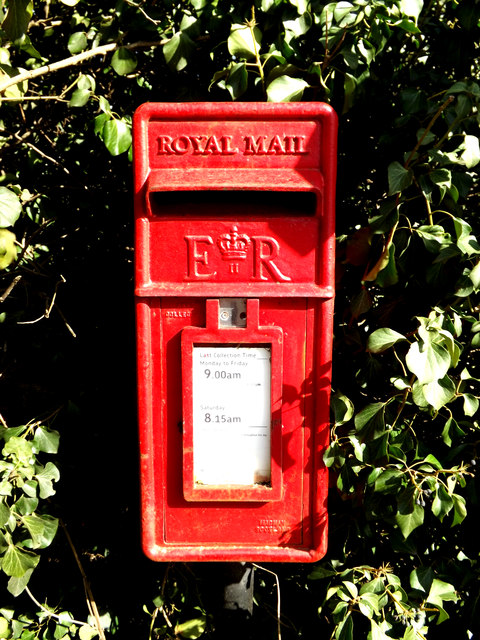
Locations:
192;346;271;486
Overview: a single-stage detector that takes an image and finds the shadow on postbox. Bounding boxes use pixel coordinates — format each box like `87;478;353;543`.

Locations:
133;103;337;562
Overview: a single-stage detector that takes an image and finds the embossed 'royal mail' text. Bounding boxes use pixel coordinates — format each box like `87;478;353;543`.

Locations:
157;134;308;156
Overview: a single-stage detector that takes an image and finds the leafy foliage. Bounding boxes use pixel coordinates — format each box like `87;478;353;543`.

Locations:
0;0;479;639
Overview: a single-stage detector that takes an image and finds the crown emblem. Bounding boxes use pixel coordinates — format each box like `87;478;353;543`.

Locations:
217;226;251;261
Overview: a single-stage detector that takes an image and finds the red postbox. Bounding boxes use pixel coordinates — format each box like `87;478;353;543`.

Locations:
133;102;337;562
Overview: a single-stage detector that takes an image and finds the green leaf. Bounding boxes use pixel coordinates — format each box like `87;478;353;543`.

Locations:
221;62;248;100
2;0;33;42
163;32;195;71
459;135;480;168
33;427;60;454
399;0;423;22
367;328;406;353
462;392;479;416
175;616;207;639
410;566;434;593
452;493;467;526
359;592;380;616
0;617;10;639
69;88;92;107
35;462;60;499
432;485;453;522
469;261;480;289
405;340;451;384
3;436;34;465
7;567;35;596
354;402;386;438
423;375;456;410
22;514;58;549
228;24;261;60
0;188;22;228
2;545;39;577
374;468;404;494
79;625;99;640
67;32;87;54
370;619;390;640
331;392;354;426
266;75;309;102
427;579;458;606
396;502;424;538
14;495;38;516
308;565;336;580
111;47;137;76
0;229;17;269
102;119;132;156
430;168;452;201
388;161;413;195
335;612;353;640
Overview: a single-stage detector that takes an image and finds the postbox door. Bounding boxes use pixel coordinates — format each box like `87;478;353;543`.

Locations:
139;295;327;552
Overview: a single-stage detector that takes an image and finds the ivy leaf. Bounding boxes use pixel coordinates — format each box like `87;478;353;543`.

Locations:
399;0;423;22
69;88;92;108
367;328;407;353
22;514;58;549
307;565;336;580
374;468;404;494
102;119;132;156
175;616;207;639
228;24;261;60
0;187;22;228
67;32;87;54
33;426;60;454
266;76;309;102
0;229;17;269
469;261;480;289
405;340;451;384
355;402;386;438
111;47;137;76
430;168;452;201
2;544;39;577
459;135;480;168
432;485;453;522
423;375;456;410
7;567;35;596
163;32;195;71
396;502;424;538
331;392;354;426
79;625;99;640
463;393;479;416
452;493;467;526
14;495;38;516
35;462;60;499
388;161;413;195
335;612;353;640
2;0;33;42
410;566;434;593
370;619;390;640
219;63;248;100
427;579;458;607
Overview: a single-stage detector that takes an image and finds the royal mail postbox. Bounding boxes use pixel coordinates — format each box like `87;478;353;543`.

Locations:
133;102;337;562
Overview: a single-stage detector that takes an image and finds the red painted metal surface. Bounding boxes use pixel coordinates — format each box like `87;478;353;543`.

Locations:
133;103;337;562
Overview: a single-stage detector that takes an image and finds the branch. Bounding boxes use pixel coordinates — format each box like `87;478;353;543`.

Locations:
0;39;167;94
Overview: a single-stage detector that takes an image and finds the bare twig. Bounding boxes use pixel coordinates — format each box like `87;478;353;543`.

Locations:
25;587;93;629
60;520;107;640
0;274;22;303
252;564;282;640
0;39;167;94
